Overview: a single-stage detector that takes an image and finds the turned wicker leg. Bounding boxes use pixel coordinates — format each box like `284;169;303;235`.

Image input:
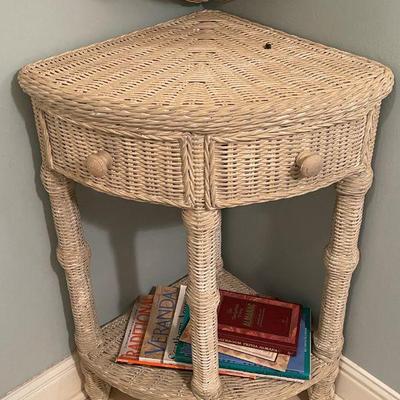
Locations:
182;209;223;400
41;166;111;400
310;168;373;400
80;364;111;400
215;210;224;275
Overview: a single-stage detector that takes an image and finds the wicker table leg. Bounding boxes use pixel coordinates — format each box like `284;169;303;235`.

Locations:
309;168;373;400
41;166;111;400
182;209;223;400
216;210;224;275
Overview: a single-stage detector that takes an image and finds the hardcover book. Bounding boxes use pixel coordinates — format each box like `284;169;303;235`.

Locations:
180;321;278;362
175;306;312;382
217;345;289;371
179;320;289;371
218;290;301;355
116;288;260;379
219;342;278;362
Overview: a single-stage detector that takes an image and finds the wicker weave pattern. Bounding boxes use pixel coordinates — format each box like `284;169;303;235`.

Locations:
79;270;337;400
43;111;195;208
19;12;393;134
183;210;223;399
40;166;111;399
19;11;393;210
206;117;366;208
315;168;373;360
20;10;394;400
40;168;101;351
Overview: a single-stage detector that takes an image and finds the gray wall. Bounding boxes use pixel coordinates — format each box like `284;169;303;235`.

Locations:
0;1;199;396
208;0;400;392
1;0;399;397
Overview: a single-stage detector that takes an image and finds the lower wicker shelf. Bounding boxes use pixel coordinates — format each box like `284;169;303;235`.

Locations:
81;270;334;400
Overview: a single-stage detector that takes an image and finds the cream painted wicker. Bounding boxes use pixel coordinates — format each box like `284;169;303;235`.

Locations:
19;10;393;400
185;0;230;3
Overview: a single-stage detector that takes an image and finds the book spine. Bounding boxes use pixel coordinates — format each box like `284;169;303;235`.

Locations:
118;357;257;380
217;346;288;372
175;341;303;381
116;358;192;370
117;301;139;358
163;285;187;365
121;353;259;380
116;295;153;362
218;342;278;362
139;286;179;362
217;333;296;356
180;323;280;362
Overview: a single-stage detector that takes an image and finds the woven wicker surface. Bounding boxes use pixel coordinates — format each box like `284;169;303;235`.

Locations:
22;9;394;400
19;11;393;134
20;10;394;210
81;270;334;400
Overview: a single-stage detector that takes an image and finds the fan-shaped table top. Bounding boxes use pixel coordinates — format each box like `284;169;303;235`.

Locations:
19;11;392;134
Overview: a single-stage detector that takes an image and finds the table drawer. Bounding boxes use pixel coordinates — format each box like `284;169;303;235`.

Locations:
206;118;367;208
42;112;194;208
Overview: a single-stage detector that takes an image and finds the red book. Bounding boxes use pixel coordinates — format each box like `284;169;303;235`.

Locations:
217;290;301;355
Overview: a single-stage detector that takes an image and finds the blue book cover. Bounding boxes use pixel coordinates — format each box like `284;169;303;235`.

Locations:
174;306;311;381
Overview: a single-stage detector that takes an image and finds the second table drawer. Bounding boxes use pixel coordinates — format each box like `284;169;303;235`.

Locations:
206;117;367;208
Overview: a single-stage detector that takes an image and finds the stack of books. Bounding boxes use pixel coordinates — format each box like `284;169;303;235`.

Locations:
117;285;311;382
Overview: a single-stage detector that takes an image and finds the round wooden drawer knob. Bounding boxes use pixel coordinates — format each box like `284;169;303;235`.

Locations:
86;150;113;178
296;150;323;178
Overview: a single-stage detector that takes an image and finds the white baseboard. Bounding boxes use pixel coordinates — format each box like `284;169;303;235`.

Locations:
1;355;85;400
2;355;399;400
336;357;400;400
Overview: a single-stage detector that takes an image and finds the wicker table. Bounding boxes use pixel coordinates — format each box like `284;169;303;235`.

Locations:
19;10;393;400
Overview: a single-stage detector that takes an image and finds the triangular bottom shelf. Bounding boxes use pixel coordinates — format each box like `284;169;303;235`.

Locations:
81;269;334;400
